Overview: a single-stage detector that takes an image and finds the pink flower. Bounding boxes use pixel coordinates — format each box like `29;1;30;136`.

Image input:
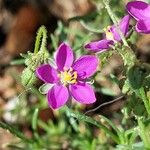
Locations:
84;15;130;52
126;1;150;33
36;43;98;109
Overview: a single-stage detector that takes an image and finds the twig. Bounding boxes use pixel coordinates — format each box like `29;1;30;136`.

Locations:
84;95;124;115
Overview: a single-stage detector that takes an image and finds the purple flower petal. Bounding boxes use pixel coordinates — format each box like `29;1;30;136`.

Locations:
47;84;69;109
36;64;59;83
126;1;150;20
72;55;98;79
110;15;130;41
55;42;74;71
69;82;96;104
84;39;114;52
136;19;150;33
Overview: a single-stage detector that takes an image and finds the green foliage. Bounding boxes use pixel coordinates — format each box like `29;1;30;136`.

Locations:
128;64;150;90
21;26;49;87
2;0;150;149
0;121;33;143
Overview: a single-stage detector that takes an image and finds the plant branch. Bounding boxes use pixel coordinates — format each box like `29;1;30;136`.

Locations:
103;0;129;47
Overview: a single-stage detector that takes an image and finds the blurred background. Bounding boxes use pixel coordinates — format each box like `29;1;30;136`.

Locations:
0;0;150;149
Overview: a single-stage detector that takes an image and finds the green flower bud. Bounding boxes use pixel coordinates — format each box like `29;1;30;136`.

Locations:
21;26;49;87
21;68;37;87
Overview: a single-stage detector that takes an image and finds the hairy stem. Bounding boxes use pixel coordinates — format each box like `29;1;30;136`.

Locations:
139;88;150;116
103;0;129;47
137;117;150;148
34;26;47;54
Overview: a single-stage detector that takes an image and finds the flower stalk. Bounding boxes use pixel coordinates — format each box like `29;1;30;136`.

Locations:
138;88;150;116
103;0;129;47
34;25;47;54
102;0;137;68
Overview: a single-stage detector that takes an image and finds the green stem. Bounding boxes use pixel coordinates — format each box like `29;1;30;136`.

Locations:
66;108;120;144
137;117;150;148
0;121;33;143
32;108;39;131
116;46;136;67
34;26;47;54
139;88;150;116
103;0;129;47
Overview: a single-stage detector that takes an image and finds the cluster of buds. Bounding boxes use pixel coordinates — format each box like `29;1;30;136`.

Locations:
21;26;49;87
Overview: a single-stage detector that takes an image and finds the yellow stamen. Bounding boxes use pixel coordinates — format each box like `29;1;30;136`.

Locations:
63;71;72;81
59;68;77;85
70;79;77;84
105;26;114;41
73;72;77;78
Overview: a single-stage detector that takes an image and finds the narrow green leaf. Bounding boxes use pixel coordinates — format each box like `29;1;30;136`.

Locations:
32;108;39;131
100;87;116;96
67;108;120;144
20;53;28;58
91;139;97;150
99;115;121;135
10;59;25;65
0;121;33;143
110;74;119;85
50;34;58;50
7;145;25;150
38;120;51;134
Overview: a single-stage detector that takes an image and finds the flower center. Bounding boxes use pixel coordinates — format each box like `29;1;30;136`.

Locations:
105;26;114;41
59;67;77;86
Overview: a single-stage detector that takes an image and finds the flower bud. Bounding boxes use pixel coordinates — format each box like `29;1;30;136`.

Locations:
21;68;37;87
